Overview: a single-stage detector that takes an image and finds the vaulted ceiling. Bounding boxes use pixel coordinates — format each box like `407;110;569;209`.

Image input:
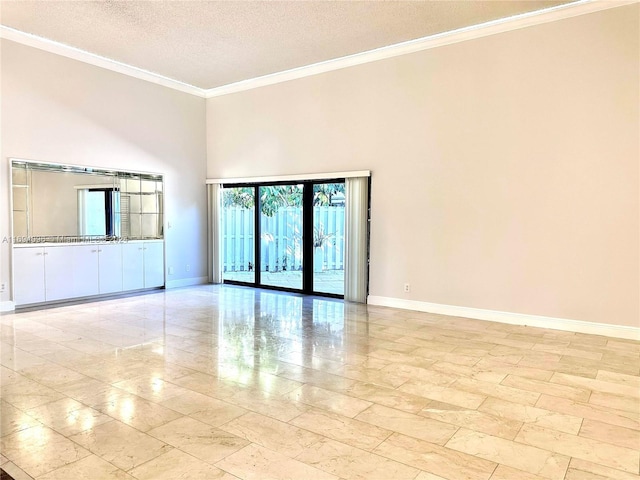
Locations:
0;1;575;90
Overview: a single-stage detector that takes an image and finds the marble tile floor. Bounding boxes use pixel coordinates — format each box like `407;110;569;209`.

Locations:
0;284;638;480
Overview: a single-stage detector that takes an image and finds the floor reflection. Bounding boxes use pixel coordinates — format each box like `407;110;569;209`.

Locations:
214;287;351;387
5;285;632;480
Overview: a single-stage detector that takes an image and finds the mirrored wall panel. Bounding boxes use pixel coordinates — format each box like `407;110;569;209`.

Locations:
11;160;164;242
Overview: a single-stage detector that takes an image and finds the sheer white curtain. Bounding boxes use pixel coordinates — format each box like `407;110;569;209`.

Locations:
344;176;369;303
207;183;223;284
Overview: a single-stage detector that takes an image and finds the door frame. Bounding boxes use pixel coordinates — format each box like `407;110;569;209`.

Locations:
222;178;345;298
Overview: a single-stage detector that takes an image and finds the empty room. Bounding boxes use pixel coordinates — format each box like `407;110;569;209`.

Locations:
0;1;638;479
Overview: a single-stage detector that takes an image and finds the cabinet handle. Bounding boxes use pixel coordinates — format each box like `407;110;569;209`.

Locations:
98;249;102;253
138;247;143;250
36;252;43;256
91;250;97;253
43;252;48;256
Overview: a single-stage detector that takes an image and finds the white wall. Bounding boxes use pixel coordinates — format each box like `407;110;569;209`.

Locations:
206;5;639;328
1;6;637;328
1;39;208;304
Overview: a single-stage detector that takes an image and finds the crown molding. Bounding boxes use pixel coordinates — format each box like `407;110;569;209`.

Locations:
2;0;636;99
0;25;207;98
205;0;637;98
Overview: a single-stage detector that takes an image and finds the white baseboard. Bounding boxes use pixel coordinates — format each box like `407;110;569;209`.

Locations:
0;301;16;312
367;296;640;341
165;276;209;289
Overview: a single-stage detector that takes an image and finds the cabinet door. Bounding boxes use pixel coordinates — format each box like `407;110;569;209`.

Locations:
13;247;46;305
122;243;144;290
45;246;75;301
73;245;99;298
143;242;164;288
98;244;123;294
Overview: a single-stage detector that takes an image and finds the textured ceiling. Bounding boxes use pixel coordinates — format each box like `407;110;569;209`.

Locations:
1;1;574;90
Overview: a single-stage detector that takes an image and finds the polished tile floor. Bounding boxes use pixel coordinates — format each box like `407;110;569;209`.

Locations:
1;285;639;480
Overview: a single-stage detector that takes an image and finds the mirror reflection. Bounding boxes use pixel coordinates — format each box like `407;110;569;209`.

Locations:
11;160;163;242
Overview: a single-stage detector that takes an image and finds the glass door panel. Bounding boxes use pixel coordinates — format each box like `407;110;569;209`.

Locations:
259;185;303;290
223;187;256;283
313;183;345;295
222;181;345;299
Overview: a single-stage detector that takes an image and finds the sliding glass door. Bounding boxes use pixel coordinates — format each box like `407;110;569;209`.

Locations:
259;184;303;290
222;180;345;297
313;183;345;296
222;187;255;283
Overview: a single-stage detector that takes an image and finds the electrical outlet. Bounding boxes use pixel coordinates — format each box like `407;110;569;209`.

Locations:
185;264;190;272
168;266;174;275
0;283;5;292
404;283;410;293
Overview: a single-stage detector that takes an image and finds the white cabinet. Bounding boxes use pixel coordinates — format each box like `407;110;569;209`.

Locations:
99;244;123;294
13;241;163;306
45;246;75;302
143;242;164;288
13;247;46;305
122;243;145;290
73;245;100;298
42;245;99;301
122;241;164;290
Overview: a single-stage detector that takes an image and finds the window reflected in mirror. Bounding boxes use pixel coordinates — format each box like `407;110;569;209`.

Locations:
10;160;163;243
